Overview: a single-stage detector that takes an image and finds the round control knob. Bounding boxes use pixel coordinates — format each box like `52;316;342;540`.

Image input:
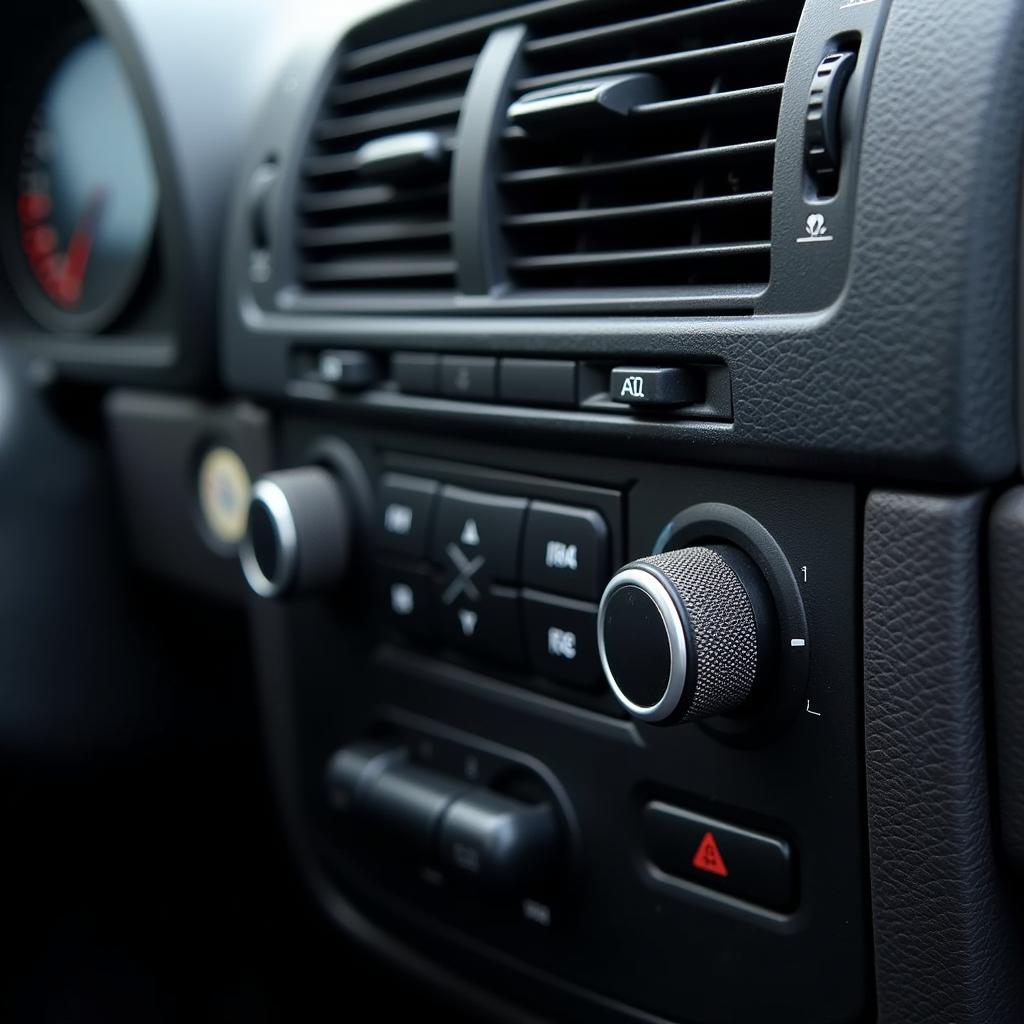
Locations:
240;466;351;598
597;546;776;724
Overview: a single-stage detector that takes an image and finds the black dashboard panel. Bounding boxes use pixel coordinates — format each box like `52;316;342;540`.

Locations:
222;0;1022;484
256;418;867;1022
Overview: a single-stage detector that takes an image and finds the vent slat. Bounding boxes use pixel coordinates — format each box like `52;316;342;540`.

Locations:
300;220;451;249
516;33;795;93
303;153;359;181
632;82;785;119
503;191;772;229
509;241;772;272
315;95;464;144
525;0;775;58
328;55;477;108
344;0;612;76
303;136;457;185
499;138;776;188
300;256;457;285
299;184;449;216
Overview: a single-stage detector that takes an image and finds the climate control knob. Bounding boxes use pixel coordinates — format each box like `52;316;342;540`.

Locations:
240;465;352;598
597;546;776;723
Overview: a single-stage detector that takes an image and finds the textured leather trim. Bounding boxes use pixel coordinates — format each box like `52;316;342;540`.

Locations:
989;488;1024;870
864;491;1023;1023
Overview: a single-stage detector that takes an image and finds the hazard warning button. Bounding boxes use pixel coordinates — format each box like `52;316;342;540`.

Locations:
692;831;729;877
642;802;794;911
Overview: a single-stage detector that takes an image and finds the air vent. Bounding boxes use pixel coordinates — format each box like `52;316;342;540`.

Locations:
296;30;482;292
500;0;805;292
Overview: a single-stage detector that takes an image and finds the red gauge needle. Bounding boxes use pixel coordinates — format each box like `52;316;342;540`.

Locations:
57;187;106;306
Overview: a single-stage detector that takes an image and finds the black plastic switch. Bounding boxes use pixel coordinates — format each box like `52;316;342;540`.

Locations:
325;743;561;891
643;801;795;911
438;789;560;890
439;585;524;666
440;356;498;401
376;473;438;557
609;367;701;409
324;742;406;813
432;486;527;587
498;359;577;408
805;50;857;196
522;590;603;690
522;501;609;600
392;352;441;396
316;349;379;390
325;743;467;856
376;564;437;639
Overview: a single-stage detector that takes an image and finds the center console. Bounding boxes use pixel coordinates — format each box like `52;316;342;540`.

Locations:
240;419;865;1021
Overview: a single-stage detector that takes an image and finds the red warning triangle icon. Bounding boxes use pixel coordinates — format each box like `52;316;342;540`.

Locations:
692;831;728;877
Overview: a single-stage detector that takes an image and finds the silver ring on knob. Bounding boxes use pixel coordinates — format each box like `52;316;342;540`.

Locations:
597;566;689;722
239;479;298;598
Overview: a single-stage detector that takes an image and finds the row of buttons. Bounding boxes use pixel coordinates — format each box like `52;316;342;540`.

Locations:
376;474;609;602
393;354;577;408
301;348;705;412
375;473;611;690
392;353;701;410
378;568;603;690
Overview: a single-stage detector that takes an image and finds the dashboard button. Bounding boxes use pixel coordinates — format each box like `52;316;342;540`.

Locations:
377;564;437;639
392;352;440;396
522;501;609;601
432;487;527;591
440;356;498;400
325;744;467;857
440;586;523;666
376;473;438;557
438;788;560;890
643;802;795;911
240;465;352;599
499;359;577;408
609;366;700;408
523;590;602;690
317;349;379;390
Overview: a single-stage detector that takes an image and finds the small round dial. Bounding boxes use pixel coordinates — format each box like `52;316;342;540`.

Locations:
240;466;352;599
598;545;777;724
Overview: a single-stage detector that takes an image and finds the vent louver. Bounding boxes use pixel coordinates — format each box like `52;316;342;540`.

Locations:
500;0;805;292
296;29;482;292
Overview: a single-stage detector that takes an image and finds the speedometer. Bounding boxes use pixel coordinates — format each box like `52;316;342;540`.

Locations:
11;34;159;333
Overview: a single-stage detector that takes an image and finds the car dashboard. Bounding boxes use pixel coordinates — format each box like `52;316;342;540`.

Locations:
2;1;1024;1023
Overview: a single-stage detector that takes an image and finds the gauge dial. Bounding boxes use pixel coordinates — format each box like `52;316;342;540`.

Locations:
12;34;159;332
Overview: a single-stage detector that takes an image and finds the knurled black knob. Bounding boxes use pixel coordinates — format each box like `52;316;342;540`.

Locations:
240;466;351;598
597;546;776;724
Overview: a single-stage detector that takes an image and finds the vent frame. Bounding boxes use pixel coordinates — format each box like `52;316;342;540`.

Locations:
288;0;809;315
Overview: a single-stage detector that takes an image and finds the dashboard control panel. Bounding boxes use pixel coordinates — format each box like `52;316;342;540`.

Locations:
248;417;866;1022
326;739;565;896
290;348;734;422
377;476;614;697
